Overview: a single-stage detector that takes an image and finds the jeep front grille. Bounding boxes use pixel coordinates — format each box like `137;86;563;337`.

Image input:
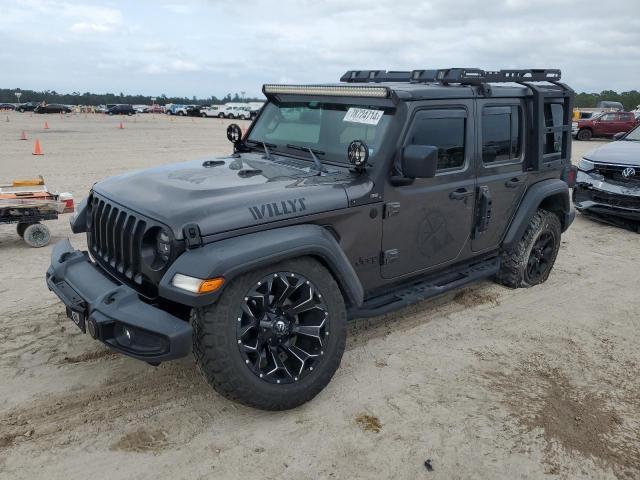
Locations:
87;194;151;293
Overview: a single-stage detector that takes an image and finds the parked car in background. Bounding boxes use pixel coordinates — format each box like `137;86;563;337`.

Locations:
134;105;150;113
34;104;72;114
218;104;251;119
0;103;16;110
572;111;638;140
17;101;40;112
148;104;165;114
107;104;135;116
574;124;640;231
247;102;265;119
200;105;225;118
186;105;203;117
165;104;187;115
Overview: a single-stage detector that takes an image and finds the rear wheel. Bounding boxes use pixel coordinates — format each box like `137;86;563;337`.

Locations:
576;128;592;141
201;113;207;118
192;257;347;410
23;223;51;248
496;209;561;288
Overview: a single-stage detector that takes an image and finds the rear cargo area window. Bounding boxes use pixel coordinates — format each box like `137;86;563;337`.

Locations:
482;106;522;163
407;112;466;171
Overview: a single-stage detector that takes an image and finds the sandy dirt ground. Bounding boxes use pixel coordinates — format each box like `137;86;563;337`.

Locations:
0;111;639;480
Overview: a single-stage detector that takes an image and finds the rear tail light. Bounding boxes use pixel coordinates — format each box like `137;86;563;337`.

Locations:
562;165;577;188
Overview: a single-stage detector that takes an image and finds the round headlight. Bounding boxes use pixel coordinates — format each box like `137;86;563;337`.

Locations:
156;230;171;262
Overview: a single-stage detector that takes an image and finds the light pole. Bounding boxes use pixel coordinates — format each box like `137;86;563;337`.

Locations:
151;96;157;114
15;91;22;106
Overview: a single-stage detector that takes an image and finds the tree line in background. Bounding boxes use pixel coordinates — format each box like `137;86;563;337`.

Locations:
1;87;639;110
0;89;262;106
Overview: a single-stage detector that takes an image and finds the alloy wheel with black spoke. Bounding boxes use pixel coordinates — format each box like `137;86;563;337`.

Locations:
497;209;561;288
525;231;555;284
192;257;347;411
237;271;329;384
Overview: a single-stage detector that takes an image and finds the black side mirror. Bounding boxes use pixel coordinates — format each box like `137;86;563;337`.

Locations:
613;132;626;141
402;145;438;179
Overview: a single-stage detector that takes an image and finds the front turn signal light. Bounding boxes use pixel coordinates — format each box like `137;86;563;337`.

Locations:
172;274;224;294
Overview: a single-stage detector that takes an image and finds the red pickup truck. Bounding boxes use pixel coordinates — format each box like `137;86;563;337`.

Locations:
573;111;638;140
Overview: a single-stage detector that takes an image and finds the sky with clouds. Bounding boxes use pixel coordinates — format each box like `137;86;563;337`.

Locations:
1;0;638;98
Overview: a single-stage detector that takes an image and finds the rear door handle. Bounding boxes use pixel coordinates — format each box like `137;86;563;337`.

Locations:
449;188;474;200
505;178;521;188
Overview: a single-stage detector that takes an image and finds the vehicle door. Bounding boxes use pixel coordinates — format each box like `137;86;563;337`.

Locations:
596;113;617;135
615;113;634;133
471;99;527;252
381;101;476;279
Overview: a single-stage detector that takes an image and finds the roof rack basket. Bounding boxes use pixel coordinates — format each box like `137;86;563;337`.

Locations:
340;68;574;171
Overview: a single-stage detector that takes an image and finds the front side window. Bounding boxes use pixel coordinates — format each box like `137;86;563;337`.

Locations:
248;101;393;164
482;106;522;163
600;113;616;122
406;110;466;171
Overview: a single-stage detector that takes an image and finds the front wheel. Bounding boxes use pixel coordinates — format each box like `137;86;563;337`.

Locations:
192;257;347;410
496;209;561;288
576;128;592;141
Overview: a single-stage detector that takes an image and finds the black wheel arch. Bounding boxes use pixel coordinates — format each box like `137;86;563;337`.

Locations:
159;224;364;309
503;179;574;249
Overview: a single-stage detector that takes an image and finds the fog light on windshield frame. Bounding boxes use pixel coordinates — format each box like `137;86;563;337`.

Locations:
172;274;224;294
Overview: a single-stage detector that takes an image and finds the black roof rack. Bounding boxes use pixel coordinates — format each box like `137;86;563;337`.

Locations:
340;70;412;83
340;68;562;85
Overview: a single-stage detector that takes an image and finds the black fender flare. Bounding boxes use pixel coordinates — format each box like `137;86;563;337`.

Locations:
159;224;364;308
503;179;573;249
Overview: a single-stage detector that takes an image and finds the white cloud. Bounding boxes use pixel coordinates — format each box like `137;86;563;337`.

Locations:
1;0;639;96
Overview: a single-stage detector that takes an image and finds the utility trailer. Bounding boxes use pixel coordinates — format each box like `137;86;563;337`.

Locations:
0;177;74;247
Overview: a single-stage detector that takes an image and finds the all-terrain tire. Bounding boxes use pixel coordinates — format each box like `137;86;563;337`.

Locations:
23;223;51;248
576;128;592;141
496;209;561;288
192;257;347;410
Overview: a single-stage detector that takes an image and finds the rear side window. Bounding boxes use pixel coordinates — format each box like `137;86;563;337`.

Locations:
482;106;522;163
406;110;466;171
543;103;564;154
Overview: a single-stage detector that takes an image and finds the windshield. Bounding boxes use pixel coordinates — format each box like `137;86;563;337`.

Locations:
248;101;393;164
624;125;640;141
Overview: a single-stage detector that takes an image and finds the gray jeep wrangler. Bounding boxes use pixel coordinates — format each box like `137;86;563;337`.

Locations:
47;68;576;410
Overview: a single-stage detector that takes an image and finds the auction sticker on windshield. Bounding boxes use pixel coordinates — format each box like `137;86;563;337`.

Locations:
343;108;384;125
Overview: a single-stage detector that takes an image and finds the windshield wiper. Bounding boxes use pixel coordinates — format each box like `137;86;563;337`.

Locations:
286;144;327;174
246;140;277;159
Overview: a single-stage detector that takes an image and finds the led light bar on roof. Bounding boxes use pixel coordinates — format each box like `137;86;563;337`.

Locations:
263;84;390;98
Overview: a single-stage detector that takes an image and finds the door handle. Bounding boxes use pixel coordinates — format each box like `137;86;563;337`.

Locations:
449;188;473;200
505;178;521;188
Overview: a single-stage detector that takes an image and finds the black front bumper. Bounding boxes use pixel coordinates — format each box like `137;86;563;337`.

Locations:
46;239;192;363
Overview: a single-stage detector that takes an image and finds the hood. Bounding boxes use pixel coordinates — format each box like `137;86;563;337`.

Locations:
584;140;640;166
93;153;352;239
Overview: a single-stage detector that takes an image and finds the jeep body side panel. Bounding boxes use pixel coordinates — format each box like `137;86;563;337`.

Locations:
158;224;364;308
502;178;573;249
380;97;478;280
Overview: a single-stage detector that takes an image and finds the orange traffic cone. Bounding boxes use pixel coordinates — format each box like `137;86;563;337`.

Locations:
20;131;27;141
44;121;49;129
32;139;43;155
118;121;124;129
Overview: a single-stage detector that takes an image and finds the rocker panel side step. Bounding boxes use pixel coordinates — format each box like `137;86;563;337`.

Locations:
348;257;500;319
